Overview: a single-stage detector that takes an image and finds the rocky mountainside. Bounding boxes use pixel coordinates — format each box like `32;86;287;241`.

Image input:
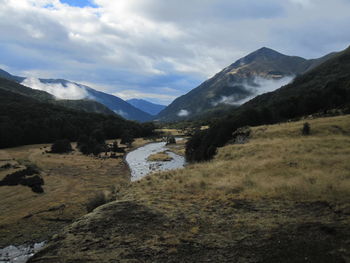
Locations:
0;69;153;122
127;99;166;116
186;45;350;162
156;47;336;122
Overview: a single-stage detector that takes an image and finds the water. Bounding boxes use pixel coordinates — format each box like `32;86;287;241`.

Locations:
0;242;45;263
126;140;186;181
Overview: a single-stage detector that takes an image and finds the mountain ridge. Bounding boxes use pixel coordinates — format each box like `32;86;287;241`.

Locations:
127;99;166;116
186;45;350;162
156;47;337;122
0;69;153;122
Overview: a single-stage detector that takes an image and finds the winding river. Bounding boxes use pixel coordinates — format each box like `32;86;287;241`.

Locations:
126;139;186;181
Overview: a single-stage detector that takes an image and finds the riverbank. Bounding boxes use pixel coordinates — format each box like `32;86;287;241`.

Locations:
126;138;186;181
29;115;350;262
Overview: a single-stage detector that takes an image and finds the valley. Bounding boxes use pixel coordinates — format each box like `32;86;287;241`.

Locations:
28;114;350;262
0;30;349;263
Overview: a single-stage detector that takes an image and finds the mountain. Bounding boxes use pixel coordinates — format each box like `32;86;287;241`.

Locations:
31;78;153;122
0;69;153;122
156;47;336;122
0;80;155;149
186;45;350;162
126;99;166;116
0;76;115;116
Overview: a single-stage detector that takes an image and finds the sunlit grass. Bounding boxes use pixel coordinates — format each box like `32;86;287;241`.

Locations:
125;115;350;203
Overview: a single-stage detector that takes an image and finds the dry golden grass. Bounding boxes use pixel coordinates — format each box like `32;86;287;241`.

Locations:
0;138;151;246
147;151;173;162
166;138;187;156
124;115;350;204
156;128;183;136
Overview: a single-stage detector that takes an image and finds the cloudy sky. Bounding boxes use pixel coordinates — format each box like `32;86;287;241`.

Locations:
1;0;350;104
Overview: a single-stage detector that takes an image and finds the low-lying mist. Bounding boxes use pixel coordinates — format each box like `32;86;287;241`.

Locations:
21;78;88;100
213;76;294;106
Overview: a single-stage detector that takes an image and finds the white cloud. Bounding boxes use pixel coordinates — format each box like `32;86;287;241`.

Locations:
177;109;190;117
1;0;350;102
114;109;128;118
21;77;88;100
212;76;294;106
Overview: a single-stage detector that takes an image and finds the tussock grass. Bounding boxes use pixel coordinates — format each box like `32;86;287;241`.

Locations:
126;115;350;203
147;151;173;162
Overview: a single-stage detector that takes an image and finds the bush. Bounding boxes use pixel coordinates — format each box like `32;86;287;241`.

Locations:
302;122;311;135
86;192;110;212
51;139;72;153
121;133;134;147
0;165;44;193
165;134;176;145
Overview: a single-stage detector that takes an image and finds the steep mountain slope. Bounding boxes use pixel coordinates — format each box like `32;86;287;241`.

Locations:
0;69;153;122
0;77;115;115
29;78;153;122
156;47;336;122
127;99;166;116
186;46;350;162
81;86;153;122
0;69;24;83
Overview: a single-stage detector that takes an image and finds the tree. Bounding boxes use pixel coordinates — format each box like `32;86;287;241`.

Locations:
51;139;72;153
121;133;134;147
302;122;311;135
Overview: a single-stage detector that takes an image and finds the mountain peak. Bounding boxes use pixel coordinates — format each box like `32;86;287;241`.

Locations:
241;47;285;63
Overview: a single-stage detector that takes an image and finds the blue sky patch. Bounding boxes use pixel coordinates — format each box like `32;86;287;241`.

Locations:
59;0;98;8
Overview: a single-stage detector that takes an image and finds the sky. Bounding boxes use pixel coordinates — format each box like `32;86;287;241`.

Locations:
0;0;350;105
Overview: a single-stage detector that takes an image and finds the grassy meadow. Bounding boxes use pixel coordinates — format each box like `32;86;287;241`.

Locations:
0;138;153;246
126;115;350;203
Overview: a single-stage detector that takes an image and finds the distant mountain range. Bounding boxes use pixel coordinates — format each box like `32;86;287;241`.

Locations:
156;47;337;122
0;46;339;124
126;99;166;116
0;69;153;122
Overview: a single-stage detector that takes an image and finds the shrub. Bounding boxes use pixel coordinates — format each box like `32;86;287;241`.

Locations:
166;134;176;145
121;133;134;147
51;139;72;153
0;165;44;193
86;192;110;212
302;122;311;135
78;138;106;156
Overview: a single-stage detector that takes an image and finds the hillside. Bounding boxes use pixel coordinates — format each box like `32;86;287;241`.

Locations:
0;69;153;122
29;115;350;262
156;47;336;122
0;77;115;115
127;99;166;116
186;46;350;162
0;87;154;149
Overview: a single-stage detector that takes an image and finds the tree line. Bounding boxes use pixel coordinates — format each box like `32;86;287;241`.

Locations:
0;89;155;149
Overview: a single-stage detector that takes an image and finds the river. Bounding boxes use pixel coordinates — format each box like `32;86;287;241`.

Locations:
1;140;186;262
126;139;186;181
0;242;45;263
